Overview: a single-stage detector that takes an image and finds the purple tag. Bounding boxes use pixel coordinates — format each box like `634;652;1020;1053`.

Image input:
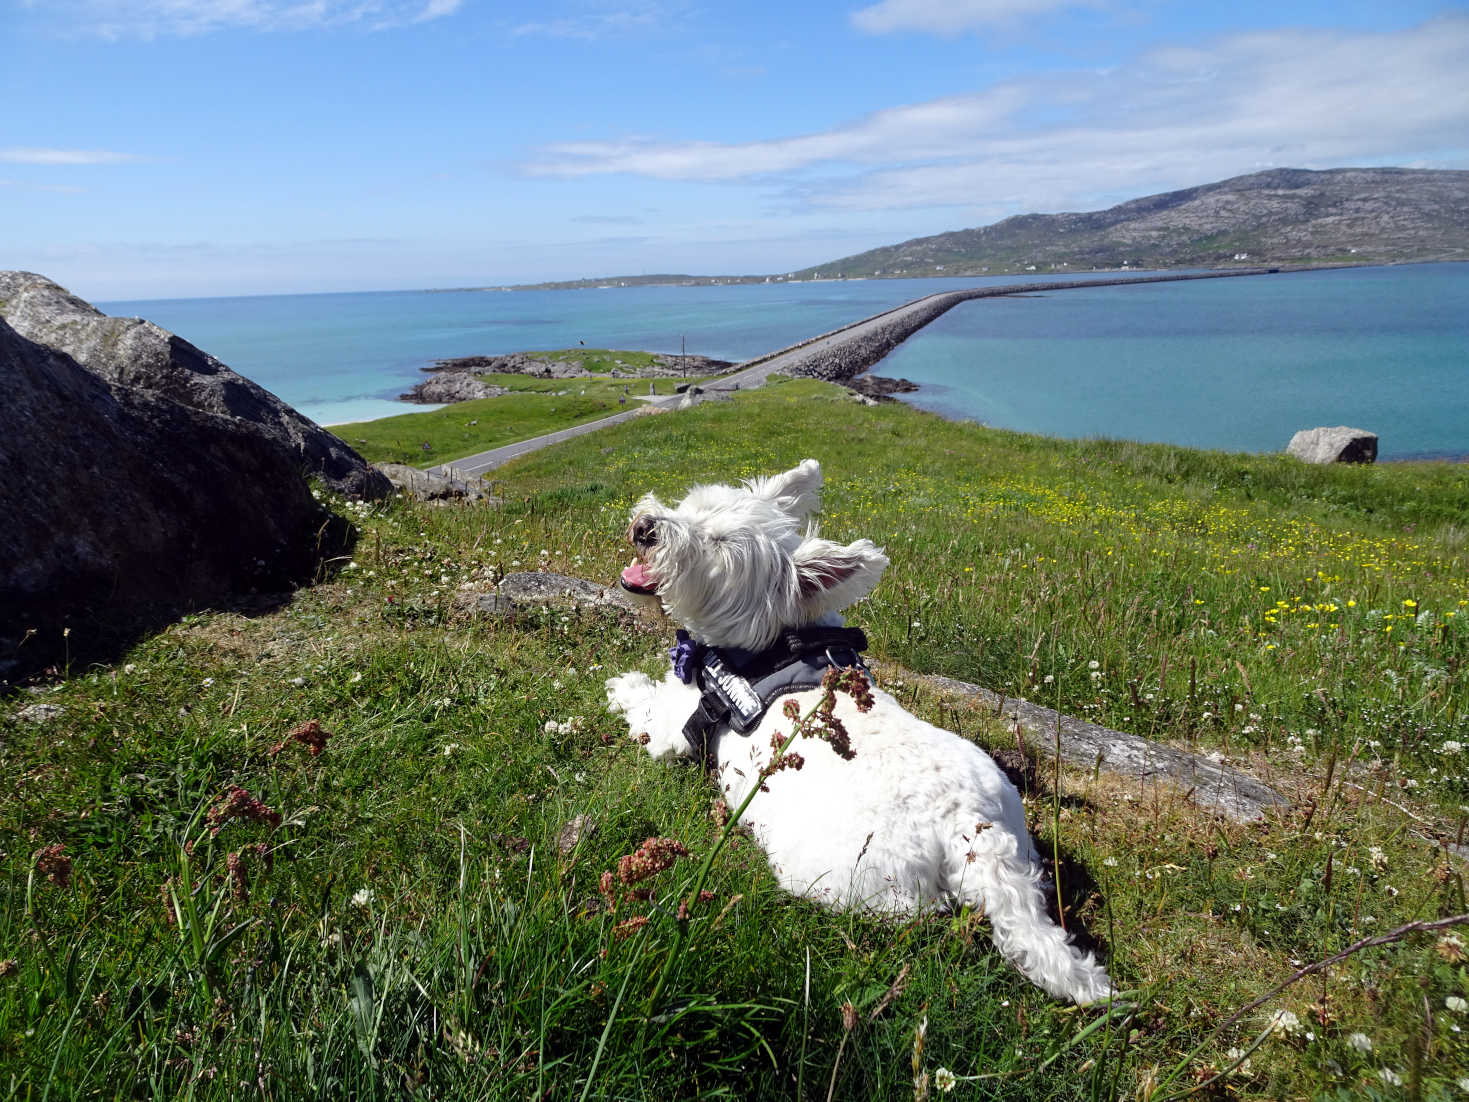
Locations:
670;630;700;684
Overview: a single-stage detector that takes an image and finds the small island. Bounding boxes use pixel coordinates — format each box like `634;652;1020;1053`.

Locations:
399;347;735;404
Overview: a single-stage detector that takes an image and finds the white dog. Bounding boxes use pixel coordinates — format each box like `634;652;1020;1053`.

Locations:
605;459;1113;1004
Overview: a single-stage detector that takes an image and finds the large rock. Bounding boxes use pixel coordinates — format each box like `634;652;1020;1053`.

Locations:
0;272;389;498
0;316;350;683
374;463;494;502
1286;426;1378;464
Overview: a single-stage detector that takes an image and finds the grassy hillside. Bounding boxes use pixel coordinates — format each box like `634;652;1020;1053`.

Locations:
6;380;1469;1099
789;168;1469;279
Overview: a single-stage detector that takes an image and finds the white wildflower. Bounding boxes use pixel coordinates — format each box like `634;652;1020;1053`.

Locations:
1368;846;1388;871
1345;1032;1372;1053
933;1067;956;1093
1102;857;1119;868
351;888;375;908
1087;660;1100;670
1443;740;1464;755
1378;1068;1402;1087
1266;1009;1302;1037
1447;996;1468;1013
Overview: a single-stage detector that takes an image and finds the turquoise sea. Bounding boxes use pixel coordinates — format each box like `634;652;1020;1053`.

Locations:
103;263;1469;460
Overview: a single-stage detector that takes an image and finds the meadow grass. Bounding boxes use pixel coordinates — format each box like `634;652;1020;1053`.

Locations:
5;378;1469;1099
331;368;721;468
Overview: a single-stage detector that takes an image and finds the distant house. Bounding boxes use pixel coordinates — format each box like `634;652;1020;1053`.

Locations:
1233;252;1249;261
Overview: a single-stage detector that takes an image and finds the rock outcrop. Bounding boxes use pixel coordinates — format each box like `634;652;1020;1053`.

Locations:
374;463;494;502
399;373;509;404
1;315;350;683
1286;426;1379;464
0;272;389;499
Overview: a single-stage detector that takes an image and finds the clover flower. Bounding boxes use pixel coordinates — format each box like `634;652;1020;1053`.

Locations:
1267;1008;1302;1037
1346;1032;1373;1053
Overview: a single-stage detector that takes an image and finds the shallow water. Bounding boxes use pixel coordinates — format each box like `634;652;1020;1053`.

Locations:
871;264;1469;460
102;264;1469;458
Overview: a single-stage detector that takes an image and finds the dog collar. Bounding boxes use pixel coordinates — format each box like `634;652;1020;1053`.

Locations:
677;626;869;762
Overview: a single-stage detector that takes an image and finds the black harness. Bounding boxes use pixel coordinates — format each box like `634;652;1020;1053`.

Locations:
674;625;870;762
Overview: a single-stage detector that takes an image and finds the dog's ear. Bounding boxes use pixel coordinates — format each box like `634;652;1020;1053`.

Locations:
744;458;823;519
792;536;888;617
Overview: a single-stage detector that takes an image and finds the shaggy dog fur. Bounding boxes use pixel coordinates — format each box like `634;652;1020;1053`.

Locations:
605;459;1113;1004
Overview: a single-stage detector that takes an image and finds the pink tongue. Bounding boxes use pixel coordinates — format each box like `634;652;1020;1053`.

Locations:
621;560;656;591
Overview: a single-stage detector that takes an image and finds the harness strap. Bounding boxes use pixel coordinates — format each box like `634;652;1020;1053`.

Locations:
680;626;869;763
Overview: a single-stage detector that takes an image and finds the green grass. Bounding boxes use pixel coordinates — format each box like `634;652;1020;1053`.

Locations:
330;365;723;467
512;347;665;374
6;379;1469;1099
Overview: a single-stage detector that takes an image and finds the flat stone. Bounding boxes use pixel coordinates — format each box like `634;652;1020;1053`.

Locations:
923;674;1292;823
466;571;662;620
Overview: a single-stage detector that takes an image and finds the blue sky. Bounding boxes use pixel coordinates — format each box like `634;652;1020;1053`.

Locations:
4;0;1467;300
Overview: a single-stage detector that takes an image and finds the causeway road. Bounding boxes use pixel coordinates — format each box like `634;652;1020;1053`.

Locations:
432;268;1281;479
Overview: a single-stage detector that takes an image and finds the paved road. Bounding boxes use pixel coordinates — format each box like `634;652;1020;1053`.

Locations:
431;268;1282;478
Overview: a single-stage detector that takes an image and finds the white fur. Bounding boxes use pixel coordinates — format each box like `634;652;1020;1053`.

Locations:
606;460;1114;1004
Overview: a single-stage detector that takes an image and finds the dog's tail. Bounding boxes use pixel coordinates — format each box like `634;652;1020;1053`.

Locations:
954;839;1114;1005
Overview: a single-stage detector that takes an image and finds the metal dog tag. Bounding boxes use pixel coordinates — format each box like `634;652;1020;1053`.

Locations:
700;651;764;731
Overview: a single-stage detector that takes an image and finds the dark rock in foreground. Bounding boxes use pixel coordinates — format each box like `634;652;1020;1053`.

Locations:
0;314;350;683
0;272;389;499
1287;426;1379;464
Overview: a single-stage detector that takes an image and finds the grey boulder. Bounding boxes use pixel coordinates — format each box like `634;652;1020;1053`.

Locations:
0;271;389;499
1286;426;1378;464
0;308;350;683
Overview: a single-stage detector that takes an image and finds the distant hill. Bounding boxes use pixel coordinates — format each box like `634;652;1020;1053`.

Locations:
789;168;1469;279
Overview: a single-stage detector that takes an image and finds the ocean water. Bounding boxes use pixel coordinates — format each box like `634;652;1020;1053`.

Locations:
102;264;1469;459
872;263;1469;460
102;276;996;426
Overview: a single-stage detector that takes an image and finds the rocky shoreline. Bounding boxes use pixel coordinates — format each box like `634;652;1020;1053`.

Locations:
400;350;735;404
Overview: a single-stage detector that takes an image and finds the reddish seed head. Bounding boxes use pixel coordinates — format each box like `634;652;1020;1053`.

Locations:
269;719;334;758
613;914;650;940
207;787;282;836
33;843;72;888
616;837;689;885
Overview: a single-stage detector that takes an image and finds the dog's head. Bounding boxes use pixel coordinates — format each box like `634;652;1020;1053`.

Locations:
620;459;888;650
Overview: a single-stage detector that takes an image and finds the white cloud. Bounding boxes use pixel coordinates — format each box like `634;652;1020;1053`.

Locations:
852;0;1098;35
37;0;463;38
525;86;1029;179
523;18;1469;215
0;148;141;165
509;3;673;40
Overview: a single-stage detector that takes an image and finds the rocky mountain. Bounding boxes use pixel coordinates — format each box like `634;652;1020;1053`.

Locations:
789;168;1469;279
